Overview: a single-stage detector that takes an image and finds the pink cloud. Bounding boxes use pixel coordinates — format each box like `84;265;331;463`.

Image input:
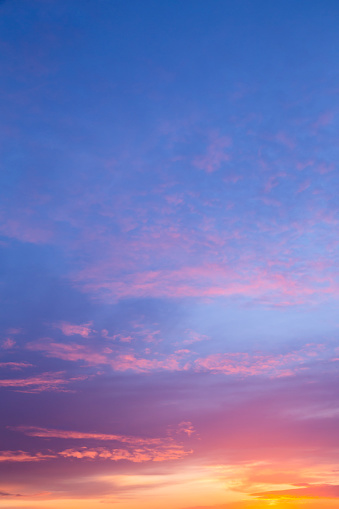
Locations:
6;328;22;335
194;344;326;378
312;111;334;130
110;353;181;372
0;362;33;370
182;329;210;345
275;131;296;149
0;371;86;392
260;196;282;207
28;337;333;379
54;321;93;337
28;338;181;372
297;160;314;171
1;338;16;349
193;133;231;173
316;162;335;174
223;174;243;184
12;426;193;463
73;262;332;306
0;217;53;244
177;421;196;437
165;194;184;206
28;339;109;365
297;179;311;193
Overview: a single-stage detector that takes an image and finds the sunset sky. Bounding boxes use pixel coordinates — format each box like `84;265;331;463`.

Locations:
1;1;339;508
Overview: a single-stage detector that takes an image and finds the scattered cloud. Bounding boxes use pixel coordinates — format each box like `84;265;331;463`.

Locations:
177;422;196;437
27;338;332;379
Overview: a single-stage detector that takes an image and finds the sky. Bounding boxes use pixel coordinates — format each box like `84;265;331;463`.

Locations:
1;0;339;507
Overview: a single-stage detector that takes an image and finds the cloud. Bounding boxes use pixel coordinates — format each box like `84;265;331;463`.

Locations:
13;425;166;446
0;451;54;462
193;133;231;173
9;425;193;464
6;328;22;335
0;362;33;369
59;444;191;463
194;344;326;377
182;330;210;345
72;262;333;306
1;338;16;349
252;483;339;500
54;321;93;337
177;421;196;437
0;372;87;392
0;490;23;497
0;216;53;245
27;338;182;372
0;443;191;464
27;338;333;378
28;339;110;365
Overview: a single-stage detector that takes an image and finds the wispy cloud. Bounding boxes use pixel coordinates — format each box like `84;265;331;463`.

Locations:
252;483;339;500
0;362;33;369
13;425;166;445
0;372;87;392
0;451;54;462
194;344;327;377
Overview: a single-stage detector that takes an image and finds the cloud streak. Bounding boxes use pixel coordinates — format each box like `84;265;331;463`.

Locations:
0;372;87;392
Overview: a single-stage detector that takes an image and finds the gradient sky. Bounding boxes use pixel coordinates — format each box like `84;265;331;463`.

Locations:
1;1;339;508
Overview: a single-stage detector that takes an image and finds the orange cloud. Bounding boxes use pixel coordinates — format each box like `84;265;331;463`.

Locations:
0;443;191;464
252;484;339;500
58;443;191;463
13;425;164;445
0;451;54;462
